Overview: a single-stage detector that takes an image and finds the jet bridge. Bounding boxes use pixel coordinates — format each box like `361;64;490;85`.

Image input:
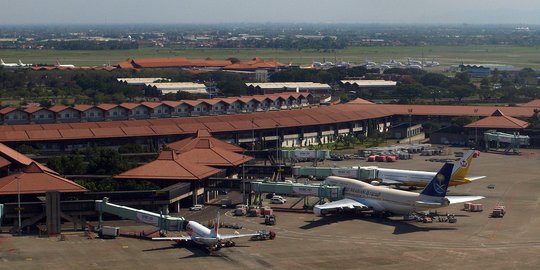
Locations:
95;197;186;232
251;181;343;207
484;131;529;154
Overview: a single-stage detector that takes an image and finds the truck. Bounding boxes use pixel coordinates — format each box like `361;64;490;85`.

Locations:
99;226;120;239
250;230;276;241
264;215;276;225
220;199;232;208
490;205;506;218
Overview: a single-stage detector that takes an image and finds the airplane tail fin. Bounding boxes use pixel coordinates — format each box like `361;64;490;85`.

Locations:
211;212;220;238
451;150;474;181
420;163;453;197
18;59;23;65
56;60;61;66
1;59;4;65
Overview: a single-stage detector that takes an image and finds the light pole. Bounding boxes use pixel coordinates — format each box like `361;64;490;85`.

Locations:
251;118;255;151
275;124;280;181
408;108;413;144
242;154;246;206
474;108;479;149
16;175;21;235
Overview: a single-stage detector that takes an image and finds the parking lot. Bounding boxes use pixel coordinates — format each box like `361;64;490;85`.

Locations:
2;148;540;269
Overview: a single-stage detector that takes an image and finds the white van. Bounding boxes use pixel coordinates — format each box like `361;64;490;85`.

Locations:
271;195;286;202
270;197;286;204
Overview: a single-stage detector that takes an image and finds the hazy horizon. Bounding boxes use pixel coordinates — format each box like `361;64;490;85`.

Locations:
2;0;540;25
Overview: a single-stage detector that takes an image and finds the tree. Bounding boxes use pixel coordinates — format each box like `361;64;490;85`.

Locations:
449;85;476;102
455;72;471;84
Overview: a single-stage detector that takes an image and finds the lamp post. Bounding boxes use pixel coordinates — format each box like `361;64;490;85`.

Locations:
408;108;413;144
16;175;21;235
474;108;479;149
275;124;280;181
251;118;255;151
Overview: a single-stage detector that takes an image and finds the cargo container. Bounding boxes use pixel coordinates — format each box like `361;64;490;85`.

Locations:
386;155;397;162
99;226;120;239
263;208;274;216
376;155;387;162
470;204;483;212
248;208;261;217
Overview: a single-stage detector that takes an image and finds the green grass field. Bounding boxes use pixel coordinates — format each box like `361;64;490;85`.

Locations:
1;45;540;69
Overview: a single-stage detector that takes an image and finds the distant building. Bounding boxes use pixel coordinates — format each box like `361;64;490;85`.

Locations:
146;82;209;95
246;82;332;95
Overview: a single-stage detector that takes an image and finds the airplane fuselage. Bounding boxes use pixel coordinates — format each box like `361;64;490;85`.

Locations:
185;220;220;247
376;168;472;187
325;176;448;215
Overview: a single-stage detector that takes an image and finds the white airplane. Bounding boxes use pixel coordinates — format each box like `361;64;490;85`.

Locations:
55;60;75;68
152;213;259;251
1;59;30;69
373;150;485;187
314;163;484;216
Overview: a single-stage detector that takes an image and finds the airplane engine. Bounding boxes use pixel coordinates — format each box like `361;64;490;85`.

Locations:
313;206;325;216
442;198;450;207
370;181;380;186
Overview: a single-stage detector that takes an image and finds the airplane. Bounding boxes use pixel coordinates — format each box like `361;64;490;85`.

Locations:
152;212;260;251
1;59;30;69
373;150;485;187
314;162;484;217
55;60;76;68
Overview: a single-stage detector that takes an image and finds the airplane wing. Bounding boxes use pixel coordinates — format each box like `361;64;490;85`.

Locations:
219;233;260;240
465;176;486;181
152;236;191;241
314;198;370;215
380;179;402;185
446;196;485;204
415;201;443;206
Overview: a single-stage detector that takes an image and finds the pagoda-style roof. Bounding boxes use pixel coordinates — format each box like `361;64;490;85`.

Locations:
0;162;87;195
168;129;245;153
465;109;529;129
175;139;253;167
114;150;221;181
0;143;57;174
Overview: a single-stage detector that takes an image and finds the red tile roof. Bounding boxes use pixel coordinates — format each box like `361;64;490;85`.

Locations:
519;99;540;107
114;150;221;181
0;143;57;174
48;105;69;113
23;106;47;114
0;162;87;195
96;104;118;111
73;104;95;112
0;107;18;114
175;140;253;167
168;129;245;153
224;57;285;70
464;109;530;129
0;156;11;168
348;98;375;105
121;57;232;69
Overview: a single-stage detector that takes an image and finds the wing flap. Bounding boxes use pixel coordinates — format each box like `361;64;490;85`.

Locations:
152;236;191;241
314;198;369;215
219;233;260;240
446;196;485;204
465;176;486;181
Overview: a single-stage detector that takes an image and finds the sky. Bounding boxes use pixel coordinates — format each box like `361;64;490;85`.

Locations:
1;0;540;25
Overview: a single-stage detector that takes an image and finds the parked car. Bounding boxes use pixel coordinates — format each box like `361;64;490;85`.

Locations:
271;196;286;203
190;204;203;211
270;197;286;204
